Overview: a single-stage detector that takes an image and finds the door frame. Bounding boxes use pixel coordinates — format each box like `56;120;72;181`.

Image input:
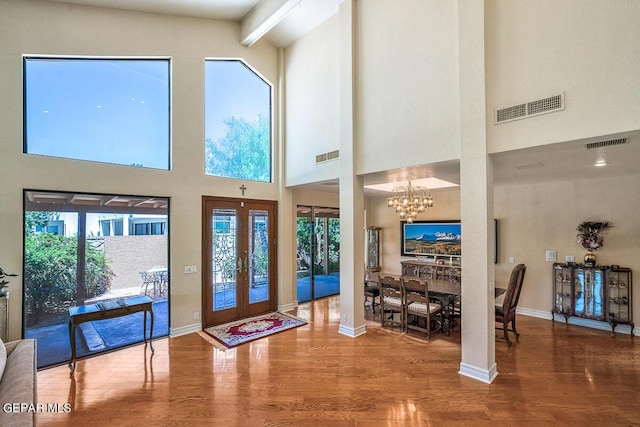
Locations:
201;196;278;327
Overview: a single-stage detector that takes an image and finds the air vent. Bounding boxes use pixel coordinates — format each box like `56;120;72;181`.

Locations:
496;104;526;123
584;138;627;150
316;150;339;164
495;93;565;124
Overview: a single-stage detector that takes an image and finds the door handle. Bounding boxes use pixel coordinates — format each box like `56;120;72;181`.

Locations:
237;258;243;273
243;257;248;274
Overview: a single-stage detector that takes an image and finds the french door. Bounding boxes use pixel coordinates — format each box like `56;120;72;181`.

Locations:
202;197;277;327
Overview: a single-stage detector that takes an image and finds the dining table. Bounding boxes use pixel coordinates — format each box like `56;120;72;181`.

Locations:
380;273;507;335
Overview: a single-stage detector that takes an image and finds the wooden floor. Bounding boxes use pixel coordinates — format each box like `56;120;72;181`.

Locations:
36;296;639;426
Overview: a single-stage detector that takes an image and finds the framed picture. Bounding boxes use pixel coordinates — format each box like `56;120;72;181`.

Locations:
401;220;462;257
401;219;498;262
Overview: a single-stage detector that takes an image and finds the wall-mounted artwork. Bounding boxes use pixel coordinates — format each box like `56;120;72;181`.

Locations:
401;220;462;257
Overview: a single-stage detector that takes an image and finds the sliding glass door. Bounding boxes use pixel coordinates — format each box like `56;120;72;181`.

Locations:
296;206;340;303
23;190;169;368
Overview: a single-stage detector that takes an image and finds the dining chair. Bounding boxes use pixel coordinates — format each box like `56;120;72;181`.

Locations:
363;272;380;314
379;275;404;330
495;263;527;347
404;278;443;339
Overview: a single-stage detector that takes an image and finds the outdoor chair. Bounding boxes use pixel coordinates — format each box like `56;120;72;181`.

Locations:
139;271;155;296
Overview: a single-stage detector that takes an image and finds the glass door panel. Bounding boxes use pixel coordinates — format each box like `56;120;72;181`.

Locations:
211;208;238;312
296;207;313;303
295;206;340;302
249;209;269;304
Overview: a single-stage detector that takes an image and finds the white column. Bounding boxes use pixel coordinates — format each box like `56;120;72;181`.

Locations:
458;0;497;383
338;0;366;337
276;47;297;312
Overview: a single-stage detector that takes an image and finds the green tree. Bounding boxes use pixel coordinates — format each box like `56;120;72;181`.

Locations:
23;220;114;326
205;115;271;182
24;211;55;236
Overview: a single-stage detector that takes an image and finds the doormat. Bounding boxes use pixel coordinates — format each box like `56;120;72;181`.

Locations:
201;312;307;349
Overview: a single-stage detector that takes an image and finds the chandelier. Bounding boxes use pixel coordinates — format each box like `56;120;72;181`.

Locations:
386;180;434;223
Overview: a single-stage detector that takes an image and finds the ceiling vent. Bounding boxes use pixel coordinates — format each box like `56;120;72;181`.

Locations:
315;150;339;164
584;138;627;150
495;93;564;124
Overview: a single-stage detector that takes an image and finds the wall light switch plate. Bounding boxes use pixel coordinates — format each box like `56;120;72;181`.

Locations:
545;250;557;262
509;257;515;264
565;255;575;263
184;265;198;274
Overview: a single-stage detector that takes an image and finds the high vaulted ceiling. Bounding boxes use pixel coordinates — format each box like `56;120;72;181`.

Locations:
43;0;346;48
41;0;640;192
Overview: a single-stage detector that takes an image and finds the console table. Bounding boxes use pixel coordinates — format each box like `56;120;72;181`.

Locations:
68;295;154;374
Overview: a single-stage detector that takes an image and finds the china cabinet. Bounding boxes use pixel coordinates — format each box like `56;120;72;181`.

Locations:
552;263;633;334
365;227;381;273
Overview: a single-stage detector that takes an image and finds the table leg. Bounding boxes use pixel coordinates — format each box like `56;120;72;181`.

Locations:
68;320;77;375
143;305;155;353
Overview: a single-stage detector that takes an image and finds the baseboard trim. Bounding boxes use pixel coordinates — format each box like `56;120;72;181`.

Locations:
517;307;637;336
170;322;201;338
459;362;498;384
278;301;298;313
338;323;367;338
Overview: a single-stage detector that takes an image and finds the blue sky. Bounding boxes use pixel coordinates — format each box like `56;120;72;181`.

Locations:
25;58;171;169
204;59;271;143
25;57;271;171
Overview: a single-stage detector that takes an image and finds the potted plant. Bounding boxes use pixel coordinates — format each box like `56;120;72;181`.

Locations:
0;266;17;341
0;266;18;297
576;221;612;267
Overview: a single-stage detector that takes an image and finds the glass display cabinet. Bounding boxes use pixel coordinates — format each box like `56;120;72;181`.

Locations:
552;263;574;322
365;227;381;273
552;263;634;334
607;267;633;332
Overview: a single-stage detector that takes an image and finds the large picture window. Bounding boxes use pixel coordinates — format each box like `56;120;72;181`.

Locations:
204;59;272;182
23;57;171;170
23;190;170;368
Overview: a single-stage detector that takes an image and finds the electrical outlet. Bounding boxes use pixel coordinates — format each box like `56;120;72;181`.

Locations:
566;255;575;263
509;257;515;264
184;265;198;274
194;311;200;320
341;313;347;323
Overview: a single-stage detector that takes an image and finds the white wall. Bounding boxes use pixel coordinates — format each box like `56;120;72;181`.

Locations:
357;0;461;175
486;0;640;153
494;174;640;321
0;0;279;339
285;14;341;186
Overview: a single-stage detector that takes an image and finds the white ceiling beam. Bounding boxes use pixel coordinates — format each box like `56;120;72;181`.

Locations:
240;0;303;46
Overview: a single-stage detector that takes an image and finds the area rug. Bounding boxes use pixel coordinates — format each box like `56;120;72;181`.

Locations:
201;312;307;349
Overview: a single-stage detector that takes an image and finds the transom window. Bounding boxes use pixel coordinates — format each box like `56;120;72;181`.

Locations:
204;59;272;183
23;57;171;170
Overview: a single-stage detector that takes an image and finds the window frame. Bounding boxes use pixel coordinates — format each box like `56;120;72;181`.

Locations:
204;57;273;183
22;55;172;170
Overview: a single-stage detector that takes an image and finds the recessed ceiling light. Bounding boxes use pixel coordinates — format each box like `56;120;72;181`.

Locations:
594;160;609;167
364;177;458;193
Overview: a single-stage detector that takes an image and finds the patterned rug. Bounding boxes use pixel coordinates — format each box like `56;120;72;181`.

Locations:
201;312;307;349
